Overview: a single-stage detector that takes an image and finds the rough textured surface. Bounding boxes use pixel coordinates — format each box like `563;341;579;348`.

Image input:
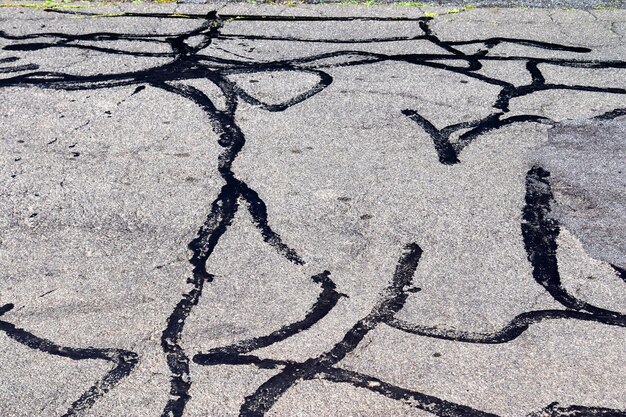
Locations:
182;0;626;9
0;4;625;417
534;120;626;270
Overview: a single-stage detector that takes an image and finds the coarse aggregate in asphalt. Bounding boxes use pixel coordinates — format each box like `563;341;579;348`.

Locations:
0;3;625;417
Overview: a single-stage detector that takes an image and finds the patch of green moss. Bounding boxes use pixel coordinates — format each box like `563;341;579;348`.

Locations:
0;0;87;9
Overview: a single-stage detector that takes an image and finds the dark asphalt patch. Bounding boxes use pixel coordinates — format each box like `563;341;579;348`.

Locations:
534;119;626;270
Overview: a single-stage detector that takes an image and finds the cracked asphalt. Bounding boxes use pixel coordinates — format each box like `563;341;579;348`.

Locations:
0;3;625;417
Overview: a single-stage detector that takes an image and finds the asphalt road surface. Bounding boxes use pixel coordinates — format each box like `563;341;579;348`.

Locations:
0;3;625;417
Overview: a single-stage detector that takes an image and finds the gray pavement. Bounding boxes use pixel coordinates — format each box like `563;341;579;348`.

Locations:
184;0;626;10
0;3;625;417
535;120;626;271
